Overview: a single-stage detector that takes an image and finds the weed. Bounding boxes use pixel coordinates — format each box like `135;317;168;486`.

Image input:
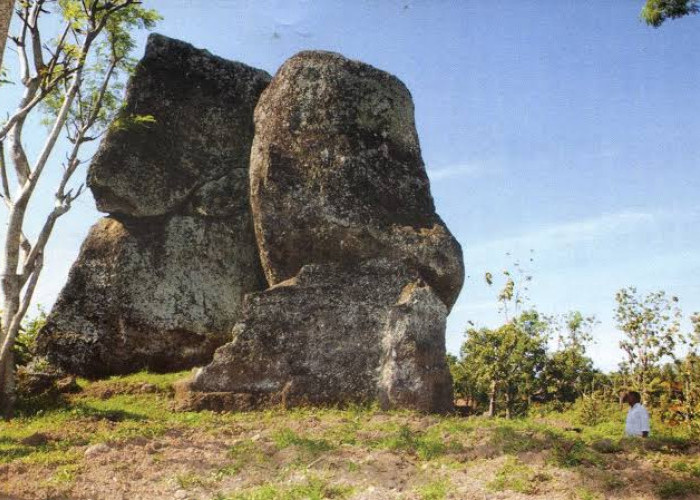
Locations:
489;423;548;454
692;464;700;478
417;478;450;500
601;472;625;491
225;476;352;500
576;487;601;500
488;456;541;494
176;471;207;489
549;438;602;467
590;438;623;454
670;460;690;472
51;463;81;484
228;440;267;468
212;464;240;481
372;424;460;461
656;479;700;498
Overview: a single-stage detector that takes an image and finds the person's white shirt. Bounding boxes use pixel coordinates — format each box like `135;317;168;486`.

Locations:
625;402;651;437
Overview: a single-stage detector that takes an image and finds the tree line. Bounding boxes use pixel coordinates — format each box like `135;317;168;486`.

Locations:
449;263;700;437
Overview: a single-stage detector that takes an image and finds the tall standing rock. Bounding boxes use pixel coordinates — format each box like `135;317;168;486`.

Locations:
250;51;463;310
182;51;461;413
37;35;270;377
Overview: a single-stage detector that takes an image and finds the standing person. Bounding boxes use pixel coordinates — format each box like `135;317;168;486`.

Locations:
624;391;650;438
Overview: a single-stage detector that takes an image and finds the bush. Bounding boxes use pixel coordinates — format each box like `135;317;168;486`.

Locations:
656;479;700;499
13;307;47;367
573;393;619;427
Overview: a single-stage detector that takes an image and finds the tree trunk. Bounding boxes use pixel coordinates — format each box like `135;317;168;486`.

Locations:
0;0;13;70
505;391;512;419
0;352;15;420
488;380;497;417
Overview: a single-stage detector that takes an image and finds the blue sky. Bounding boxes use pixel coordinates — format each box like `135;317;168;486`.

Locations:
3;1;700;371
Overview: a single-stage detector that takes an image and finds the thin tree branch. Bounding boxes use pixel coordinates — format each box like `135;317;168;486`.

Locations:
0;141;10;202
27;0;46;73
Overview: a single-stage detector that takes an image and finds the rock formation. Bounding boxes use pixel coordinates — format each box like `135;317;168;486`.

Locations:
250;51;464;310
37;34;270;377
181;51;462;413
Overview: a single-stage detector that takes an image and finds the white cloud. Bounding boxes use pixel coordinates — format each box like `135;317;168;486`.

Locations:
427;163;494;181
468;210;659;255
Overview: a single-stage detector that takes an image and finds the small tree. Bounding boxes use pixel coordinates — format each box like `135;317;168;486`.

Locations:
543;311;598;402
461;311;548;418
0;0;160;418
674;313;700;434
615;287;682;404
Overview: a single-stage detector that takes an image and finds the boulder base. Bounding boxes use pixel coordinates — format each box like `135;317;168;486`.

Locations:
179;260;453;413
37;215;265;377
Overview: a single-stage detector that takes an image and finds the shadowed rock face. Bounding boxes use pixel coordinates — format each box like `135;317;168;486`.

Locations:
37;35;270;377
250;51;464;310
88;34;271;218
180;260;453;413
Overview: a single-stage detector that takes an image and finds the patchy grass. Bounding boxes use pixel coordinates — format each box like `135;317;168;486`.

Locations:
416;478;451;500
2;371;700;499
488;456;541;494
656;479;700;499
222;476;353;500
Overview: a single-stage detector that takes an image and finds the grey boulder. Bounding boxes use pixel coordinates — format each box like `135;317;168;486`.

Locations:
37;216;265;377
250;50;464;309
88;33;271;218
179;260;454;413
37;34;270;376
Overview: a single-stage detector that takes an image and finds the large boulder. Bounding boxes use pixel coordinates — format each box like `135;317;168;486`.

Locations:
88;33;271;218
179;260;453;413
37;34;270;376
37;215;265;377
250;51;464;309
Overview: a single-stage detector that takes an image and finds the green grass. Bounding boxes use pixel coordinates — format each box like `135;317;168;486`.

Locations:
223;476;353;500
417;478;450;500
488;456;541;494
271;428;335;457
369;423;462;461
549;438;604;468
5;371;700;500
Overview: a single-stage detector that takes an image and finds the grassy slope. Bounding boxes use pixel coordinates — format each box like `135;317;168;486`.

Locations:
1;372;699;500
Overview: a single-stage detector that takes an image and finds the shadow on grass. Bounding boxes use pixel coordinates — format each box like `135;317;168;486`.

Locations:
65;402;148;423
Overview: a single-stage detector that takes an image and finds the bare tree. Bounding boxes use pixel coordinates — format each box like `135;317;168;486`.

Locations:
0;0;159;418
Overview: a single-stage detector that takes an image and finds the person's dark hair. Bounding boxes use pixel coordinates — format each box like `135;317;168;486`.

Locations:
626;391;641;404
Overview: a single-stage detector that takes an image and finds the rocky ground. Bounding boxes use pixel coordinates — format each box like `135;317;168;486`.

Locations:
1;372;699;500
